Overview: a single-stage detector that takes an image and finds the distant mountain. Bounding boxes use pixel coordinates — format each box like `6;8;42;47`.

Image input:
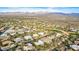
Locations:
0;11;79;17
0;11;50;16
51;12;79;17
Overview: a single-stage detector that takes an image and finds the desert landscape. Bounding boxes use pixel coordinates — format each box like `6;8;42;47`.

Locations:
0;12;79;51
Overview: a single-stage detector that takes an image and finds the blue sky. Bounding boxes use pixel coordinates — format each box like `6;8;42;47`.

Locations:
0;0;79;13
0;7;79;13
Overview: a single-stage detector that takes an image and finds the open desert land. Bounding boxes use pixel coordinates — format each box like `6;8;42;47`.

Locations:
0;13;79;51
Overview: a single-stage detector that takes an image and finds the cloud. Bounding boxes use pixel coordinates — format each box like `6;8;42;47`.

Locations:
0;7;79;13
